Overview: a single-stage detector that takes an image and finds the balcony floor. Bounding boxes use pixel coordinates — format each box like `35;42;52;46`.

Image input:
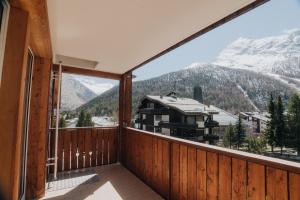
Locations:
42;164;163;200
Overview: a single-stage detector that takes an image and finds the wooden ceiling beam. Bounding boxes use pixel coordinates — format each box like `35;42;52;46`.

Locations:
52;64;122;80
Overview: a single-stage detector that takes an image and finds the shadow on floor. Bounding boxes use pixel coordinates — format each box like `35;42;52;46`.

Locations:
42;164;163;200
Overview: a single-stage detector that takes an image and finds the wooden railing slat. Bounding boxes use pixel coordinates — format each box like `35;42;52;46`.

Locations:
289;172;300;200
218;155;231;200
187;147;197;200
207;152;218;200
63;130;71;171
57;130;63;172
232;158;247;200
71;130;78;170
196;149;207;200
91;129;97;167
179;144;188;200
171;143;180;200
247;162;265;200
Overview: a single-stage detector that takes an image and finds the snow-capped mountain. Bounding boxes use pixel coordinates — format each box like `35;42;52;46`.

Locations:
79;29;300;115
61;74;97;111
72;75;114;95
184;62;210;69
214;29;300;77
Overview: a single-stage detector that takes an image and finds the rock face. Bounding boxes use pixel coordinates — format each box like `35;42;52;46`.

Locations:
61;74;97;111
79;29;300;115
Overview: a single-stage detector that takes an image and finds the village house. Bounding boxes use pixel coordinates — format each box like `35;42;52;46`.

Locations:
240;112;268;135
135;92;219;141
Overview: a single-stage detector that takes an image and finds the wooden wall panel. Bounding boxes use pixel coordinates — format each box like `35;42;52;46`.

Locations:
247;162;265;200
187;147;197;200
266;167;288;200
63;130;71;171
162;140;170;198
71;130;78;170
232;158;247;200
196;149;207;200
57;131;63;171
218;155;231;200
179;145;188;200
207;152;218;200
289;173;300;200
171;143;180;200
0;7;29;200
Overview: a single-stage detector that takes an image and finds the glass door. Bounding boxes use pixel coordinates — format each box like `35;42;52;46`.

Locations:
19;49;34;200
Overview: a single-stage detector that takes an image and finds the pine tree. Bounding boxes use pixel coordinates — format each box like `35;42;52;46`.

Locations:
234;114;246;149
76;110;86;127
84;112;94;127
59;116;67;128
275;95;285;155
223;123;234;149
264;94;276;152
286;94;300;156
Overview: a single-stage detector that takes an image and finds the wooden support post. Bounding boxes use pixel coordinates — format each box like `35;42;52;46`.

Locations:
26;57;51;199
119;72;132;163
0;6;30;200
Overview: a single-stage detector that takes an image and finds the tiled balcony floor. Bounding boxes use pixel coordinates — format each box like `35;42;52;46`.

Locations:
42;164;163;200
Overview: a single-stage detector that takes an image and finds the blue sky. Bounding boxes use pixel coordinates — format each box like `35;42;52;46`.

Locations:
133;0;300;81
75;0;300;88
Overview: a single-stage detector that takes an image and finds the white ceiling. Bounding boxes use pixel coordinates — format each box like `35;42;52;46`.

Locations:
47;0;257;74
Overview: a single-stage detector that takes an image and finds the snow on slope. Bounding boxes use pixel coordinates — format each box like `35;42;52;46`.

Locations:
73;76;114;95
236;84;259;111
214;29;300;76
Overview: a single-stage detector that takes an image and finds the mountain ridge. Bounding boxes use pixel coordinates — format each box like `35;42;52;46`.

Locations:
77;29;300;115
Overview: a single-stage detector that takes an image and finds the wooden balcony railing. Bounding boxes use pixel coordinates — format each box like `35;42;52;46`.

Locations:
48;126;119;173
122;127;300;200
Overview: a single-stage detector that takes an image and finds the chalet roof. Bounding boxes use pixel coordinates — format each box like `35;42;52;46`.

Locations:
144;95;218;115
209;105;238;126
240;112;269;122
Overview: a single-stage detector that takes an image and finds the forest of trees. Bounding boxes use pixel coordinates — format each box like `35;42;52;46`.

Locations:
223;115;246;150
223;93;300;156
76;110;94;127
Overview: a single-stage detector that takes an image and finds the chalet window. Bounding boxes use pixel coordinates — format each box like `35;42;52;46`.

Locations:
187;116;195;125
0;0;9;87
155;115;162;121
196;115;204;122
162;115;169;122
147;102;154;108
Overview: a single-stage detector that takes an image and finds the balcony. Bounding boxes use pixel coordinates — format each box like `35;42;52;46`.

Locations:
2;1;300;200
43;126;300;200
158;121;198;129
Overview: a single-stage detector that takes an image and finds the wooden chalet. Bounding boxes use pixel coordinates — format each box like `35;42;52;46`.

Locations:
135;93;219;141
1;0;300;200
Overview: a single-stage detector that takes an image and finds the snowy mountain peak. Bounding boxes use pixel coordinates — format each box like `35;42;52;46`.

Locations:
184;62;211;69
214;29;300;76
72;75;114;95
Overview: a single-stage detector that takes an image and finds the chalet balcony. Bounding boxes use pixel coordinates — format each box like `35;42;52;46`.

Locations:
158;121;199;129
42;127;300;200
2;1;300;200
137;108;169;115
